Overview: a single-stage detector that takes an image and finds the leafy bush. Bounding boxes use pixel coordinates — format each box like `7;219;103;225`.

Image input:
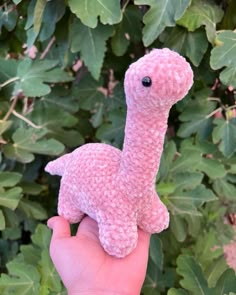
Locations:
0;0;236;294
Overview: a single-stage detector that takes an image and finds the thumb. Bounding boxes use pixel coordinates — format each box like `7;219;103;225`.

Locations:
47;216;71;239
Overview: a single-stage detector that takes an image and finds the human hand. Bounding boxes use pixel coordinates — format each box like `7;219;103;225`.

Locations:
47;216;150;295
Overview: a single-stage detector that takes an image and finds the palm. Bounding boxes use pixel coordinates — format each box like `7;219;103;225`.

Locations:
48;216;150;294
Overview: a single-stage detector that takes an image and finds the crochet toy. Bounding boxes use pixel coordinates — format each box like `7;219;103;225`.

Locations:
45;48;193;258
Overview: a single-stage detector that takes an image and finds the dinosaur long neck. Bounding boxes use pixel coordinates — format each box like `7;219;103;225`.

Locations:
119;108;169;194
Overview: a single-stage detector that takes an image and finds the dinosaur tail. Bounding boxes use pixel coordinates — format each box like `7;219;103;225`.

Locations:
45;153;71;176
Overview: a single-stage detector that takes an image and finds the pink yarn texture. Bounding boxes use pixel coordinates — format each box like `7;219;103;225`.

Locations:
45;48;193;257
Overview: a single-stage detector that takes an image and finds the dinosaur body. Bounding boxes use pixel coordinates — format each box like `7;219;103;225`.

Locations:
45;48;193;257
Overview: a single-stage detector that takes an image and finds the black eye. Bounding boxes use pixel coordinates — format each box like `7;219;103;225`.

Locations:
142;76;152;87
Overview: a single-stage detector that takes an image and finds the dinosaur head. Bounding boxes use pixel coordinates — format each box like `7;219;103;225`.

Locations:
124;48;193;113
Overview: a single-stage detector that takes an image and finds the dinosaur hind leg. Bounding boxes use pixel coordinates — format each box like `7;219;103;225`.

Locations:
138;193;169;234
58;177;84;224
97;212;138;258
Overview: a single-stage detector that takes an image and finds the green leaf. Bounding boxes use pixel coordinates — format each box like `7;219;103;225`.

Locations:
156;182;176;196
0;172;22;187
210;31;236;69
19;199;47;220
111;6;142;56
228;164;236;174
25;0;36;30
212;118;236;158
168;288;189;295
96;109;126;147
174;172;204;190
143;258;175;294
185;215;202;238
206;256;228;288
13;0;22;4
149;235;163;270
73;74;105;110
2;207;20;229
27;102;78;128
212;269;236;295
0;120;12;135
219;65;236;88
31;224;51;251
195;139;219;155
49;128;85;149
42;88;79;113
167;196;201;216
178;117;213;140
167;185;217;216
20;244;41;268
106;83;126;111
158;141;177;180
3;144;34;163
178;97;216;140
135;0;191;46
193;231;223;271
196;158;226;179
25;0;65;44
163;27;208;67
39;249;62;292
210;30;236;87
68;0;122;28
213;178;236;201
20;182;43;195
39;0;65;42
90;102;105;128
186;185;217;206
176;255;211;295
0;209;5;230
3;227;21;240
0;262;40;295
33;0;47;34
14;59;73;97
3;128;64;163
170;149;201;173
71;20;113;80
0;187;22;210
177;0;224;43
0;5;18;33
0;58;18;86
170;214;187;242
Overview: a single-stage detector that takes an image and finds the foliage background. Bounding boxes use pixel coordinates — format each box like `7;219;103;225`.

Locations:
0;0;236;294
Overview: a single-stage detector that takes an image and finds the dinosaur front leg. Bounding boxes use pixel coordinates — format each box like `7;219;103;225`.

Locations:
58;177;84;224
138;193;169;234
97;212;138;258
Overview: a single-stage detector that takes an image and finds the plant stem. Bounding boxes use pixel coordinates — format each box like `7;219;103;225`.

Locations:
12;110;42;129
122;0;130;12
206;107;222;119
0;76;19;88
3;96;19;121
40;36;56;59
227;105;236;111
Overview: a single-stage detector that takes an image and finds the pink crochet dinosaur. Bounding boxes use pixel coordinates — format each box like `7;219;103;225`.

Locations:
45;48;193;257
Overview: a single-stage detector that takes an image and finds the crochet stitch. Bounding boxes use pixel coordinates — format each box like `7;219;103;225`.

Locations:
45;48;193;257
